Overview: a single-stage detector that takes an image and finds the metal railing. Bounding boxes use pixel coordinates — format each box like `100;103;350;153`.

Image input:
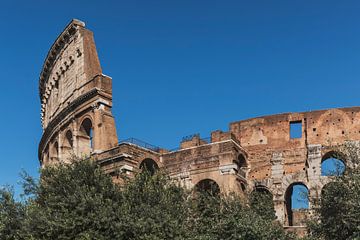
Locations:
119;138;161;152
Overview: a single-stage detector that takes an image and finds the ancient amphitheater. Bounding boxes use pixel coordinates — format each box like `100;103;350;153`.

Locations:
38;19;353;233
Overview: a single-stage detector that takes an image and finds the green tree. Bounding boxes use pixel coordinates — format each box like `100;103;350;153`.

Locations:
22;159;124;240
309;143;360;240
0;187;25;240
249;190;277;221
0;158;294;240
118;170;190;240
189;191;292;240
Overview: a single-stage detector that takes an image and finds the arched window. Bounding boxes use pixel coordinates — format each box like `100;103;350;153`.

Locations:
285;183;309;226
234;153;247;178
235;153;247;168
65;130;73;148
43;145;49;165
194;179;220;196
62;130;73;161
250;186;276;220
51;142;59;162
321;152;345;176
79;118;93;155
139;158;159;175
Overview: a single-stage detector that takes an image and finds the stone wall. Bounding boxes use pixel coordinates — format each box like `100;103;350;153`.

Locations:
38;19;357;230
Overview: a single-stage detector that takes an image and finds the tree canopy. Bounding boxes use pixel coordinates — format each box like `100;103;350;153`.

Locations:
308;144;360;240
0;158;294;240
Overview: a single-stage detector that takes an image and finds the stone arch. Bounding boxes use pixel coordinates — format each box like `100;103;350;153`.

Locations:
43;145;49;165
321;151;346;176
252;185;272;194
78;118;93;155
50;141;59;163
139;158;159;175
65;130;73;147
321;181;346;196
234;153;247;168
284;182;309;226
250;185;276;220
194;179;220;196
62;129;73;161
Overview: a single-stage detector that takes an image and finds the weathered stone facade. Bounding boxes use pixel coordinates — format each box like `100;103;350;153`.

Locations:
39;20;355;233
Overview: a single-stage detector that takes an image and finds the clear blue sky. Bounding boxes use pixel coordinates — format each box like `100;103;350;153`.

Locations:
1;1;360;195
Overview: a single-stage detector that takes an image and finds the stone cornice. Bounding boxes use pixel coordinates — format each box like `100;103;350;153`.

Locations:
39;19;85;99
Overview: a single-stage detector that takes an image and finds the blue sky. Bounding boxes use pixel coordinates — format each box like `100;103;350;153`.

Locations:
1;1;360;195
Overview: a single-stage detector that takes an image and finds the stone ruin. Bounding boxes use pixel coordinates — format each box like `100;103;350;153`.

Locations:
38;19;355;235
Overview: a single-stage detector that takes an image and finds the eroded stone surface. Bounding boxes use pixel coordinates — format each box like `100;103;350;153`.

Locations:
38;20;357;232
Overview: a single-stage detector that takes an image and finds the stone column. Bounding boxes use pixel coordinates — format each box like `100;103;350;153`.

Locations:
271;152;285;224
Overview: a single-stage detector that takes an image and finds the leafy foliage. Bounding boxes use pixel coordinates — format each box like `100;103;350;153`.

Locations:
0;187;25;240
0;158;294;239
118;171;190;239
249;189;277;221
189;192;290;240
308;143;360;240
23;159;124;240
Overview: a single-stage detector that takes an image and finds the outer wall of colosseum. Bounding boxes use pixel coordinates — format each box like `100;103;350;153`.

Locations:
39;20;355;234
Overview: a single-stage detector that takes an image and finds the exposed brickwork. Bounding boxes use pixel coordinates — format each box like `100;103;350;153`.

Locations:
38;20;355;233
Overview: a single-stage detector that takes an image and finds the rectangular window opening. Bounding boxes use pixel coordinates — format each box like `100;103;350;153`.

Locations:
290;121;302;139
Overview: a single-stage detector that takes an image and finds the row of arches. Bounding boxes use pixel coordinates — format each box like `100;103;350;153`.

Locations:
43;118;94;164
138;158;221;196
234;150;346;179
129;149;347;226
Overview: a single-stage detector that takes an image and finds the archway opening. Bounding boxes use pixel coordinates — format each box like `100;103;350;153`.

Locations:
65;130;73;148
321;152;345;176
43;145;49;165
62;130;73;161
139;158;159;176
250;187;276;220
79;118;93;155
235;153;247;168
51;142;59;162
195;179;220;197
234;153;247;178
285;183;309;226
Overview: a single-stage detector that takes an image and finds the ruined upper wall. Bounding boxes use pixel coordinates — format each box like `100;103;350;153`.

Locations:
230;107;360;149
39;19;103;129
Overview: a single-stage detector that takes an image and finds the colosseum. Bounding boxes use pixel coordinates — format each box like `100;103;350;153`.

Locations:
38;19;353;233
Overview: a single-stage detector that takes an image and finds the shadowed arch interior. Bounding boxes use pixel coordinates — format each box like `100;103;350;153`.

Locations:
79;118;93;155
285;183;309;226
51;141;59;162
235;153;247;168
61;130;74;161
250;186;276;220
65;130;73;148
195;179;220;196
139;158;159;175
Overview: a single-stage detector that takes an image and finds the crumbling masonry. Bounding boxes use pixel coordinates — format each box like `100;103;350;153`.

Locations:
39;20;354;234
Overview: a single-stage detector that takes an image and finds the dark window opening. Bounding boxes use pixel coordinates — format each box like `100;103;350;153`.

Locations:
80;118;93;151
195;179;220;197
140;158;159;176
